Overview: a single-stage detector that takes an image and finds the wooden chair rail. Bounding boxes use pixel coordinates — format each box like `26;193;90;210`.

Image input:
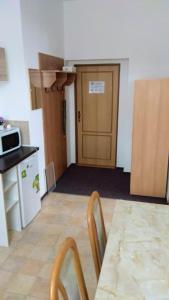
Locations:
50;237;89;300
87;191;107;281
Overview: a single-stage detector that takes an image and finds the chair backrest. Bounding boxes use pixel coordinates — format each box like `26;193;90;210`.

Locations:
50;237;89;300
87;191;107;281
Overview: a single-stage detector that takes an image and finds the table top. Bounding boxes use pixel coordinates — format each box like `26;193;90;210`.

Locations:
0;146;39;173
95;200;169;300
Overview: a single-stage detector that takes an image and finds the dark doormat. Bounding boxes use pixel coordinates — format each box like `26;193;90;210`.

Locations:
53;164;167;205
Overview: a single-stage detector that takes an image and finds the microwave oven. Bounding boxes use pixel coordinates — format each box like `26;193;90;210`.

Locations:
0;128;21;156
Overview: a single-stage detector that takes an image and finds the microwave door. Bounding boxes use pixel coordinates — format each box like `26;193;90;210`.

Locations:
2;132;20;152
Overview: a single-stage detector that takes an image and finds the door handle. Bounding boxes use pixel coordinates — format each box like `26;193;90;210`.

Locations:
78;111;81;122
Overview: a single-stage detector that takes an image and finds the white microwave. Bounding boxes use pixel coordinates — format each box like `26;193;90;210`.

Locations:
0;128;21;156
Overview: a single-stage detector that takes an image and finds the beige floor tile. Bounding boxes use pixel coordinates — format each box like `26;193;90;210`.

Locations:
47;244;60;262
8;230;27;248
26;297;40;300
42;223;65;236
27;222;47;234
0;270;13;289
6;273;36;295
28;245;54;262
35;234;58;247
38;262;53;279
1;255;27;272
19;258;44;276
12;243;35;257
0;192;117;300
29;278;49;299
2;292;26;300
18;232;43;245
0;289;5;298
0;248;12;266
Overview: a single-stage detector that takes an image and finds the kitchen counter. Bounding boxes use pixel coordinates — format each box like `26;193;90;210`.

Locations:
0;146;39;173
95;200;169;300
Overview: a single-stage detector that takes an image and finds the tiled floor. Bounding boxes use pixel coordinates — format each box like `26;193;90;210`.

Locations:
0;193;116;300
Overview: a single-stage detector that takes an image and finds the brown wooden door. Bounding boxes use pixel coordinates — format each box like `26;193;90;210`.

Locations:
76;65;119;168
39;53;67;182
42;90;67;181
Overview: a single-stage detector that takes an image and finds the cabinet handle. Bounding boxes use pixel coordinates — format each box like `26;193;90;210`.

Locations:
78;111;81;122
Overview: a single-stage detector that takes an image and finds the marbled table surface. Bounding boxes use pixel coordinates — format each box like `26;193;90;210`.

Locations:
95;200;169;300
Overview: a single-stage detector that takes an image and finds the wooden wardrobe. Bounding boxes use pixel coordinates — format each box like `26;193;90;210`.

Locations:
130;79;169;198
29;53;76;185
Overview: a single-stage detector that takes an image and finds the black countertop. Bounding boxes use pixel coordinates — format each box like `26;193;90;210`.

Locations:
0;146;39;174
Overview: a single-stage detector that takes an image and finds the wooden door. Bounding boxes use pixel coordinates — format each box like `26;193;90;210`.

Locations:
39;53;67;181
76;65;119;168
130;79;169;198
42;90;67;181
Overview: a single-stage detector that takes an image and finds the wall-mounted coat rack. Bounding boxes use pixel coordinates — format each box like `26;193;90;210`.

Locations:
37;53;70;182
29;69;43;109
29;69;76;109
41;70;76;91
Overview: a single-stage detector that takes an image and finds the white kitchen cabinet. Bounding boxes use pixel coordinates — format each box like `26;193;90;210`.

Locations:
18;153;41;228
0;166;21;246
0;147;40;247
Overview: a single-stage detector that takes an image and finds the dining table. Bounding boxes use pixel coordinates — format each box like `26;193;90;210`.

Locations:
94;200;169;300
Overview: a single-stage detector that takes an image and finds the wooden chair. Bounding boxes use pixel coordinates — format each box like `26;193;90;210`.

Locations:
50;237;89;300
87;191;107;281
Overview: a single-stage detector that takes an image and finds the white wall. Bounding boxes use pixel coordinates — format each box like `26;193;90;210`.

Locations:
20;0;64;68
0;0;29;120
0;0;64;196
63;0;169;171
20;0;64;196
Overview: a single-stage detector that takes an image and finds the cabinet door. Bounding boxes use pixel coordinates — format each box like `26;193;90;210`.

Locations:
130;79;169;198
18;154;41;227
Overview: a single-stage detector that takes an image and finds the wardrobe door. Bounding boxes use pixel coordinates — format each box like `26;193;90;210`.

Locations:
130;79;169;198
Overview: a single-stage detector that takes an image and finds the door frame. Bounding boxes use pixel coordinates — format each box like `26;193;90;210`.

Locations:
74;63;120;168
